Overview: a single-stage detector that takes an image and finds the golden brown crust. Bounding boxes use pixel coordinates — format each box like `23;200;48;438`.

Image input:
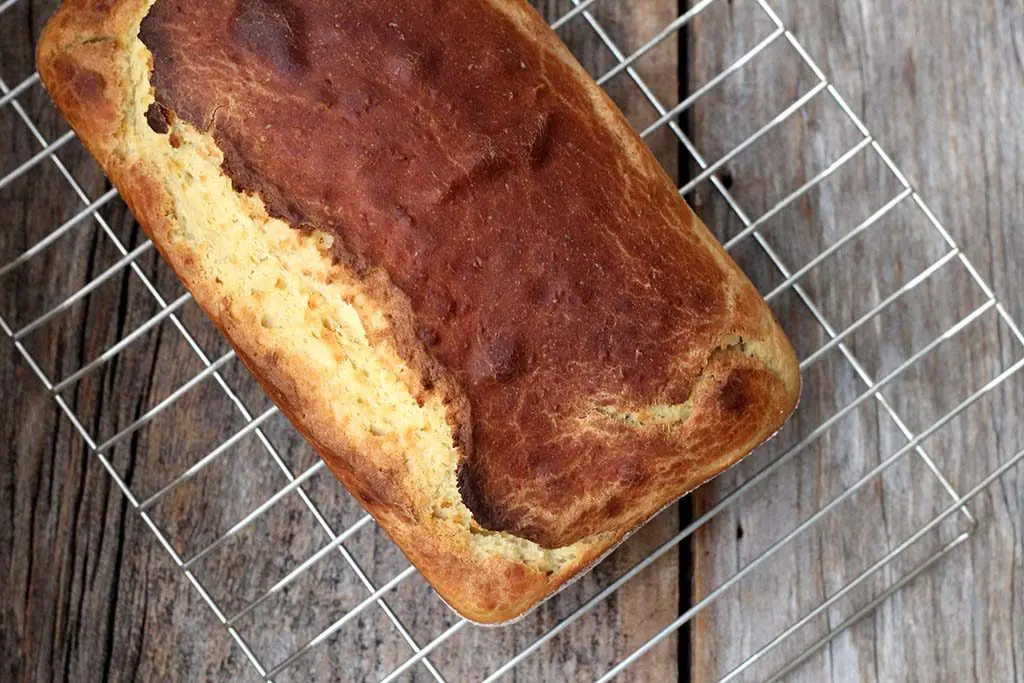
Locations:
38;0;800;624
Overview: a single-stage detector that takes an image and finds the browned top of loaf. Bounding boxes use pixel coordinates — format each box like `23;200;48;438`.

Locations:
139;0;789;548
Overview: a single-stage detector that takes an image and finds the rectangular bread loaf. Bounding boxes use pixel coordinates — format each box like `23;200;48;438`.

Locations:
38;0;800;624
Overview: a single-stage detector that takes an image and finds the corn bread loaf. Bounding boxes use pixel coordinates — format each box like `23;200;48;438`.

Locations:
37;0;801;624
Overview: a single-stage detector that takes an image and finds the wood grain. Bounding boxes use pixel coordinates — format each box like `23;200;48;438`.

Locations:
2;1;1022;682
687;0;1024;681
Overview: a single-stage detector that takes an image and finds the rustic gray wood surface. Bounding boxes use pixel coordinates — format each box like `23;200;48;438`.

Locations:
1;0;1021;682
688;1;1024;682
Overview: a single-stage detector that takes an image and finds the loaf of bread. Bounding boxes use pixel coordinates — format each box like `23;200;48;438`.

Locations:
38;0;800;624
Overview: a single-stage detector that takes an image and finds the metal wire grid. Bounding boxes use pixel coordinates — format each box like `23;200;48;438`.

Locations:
2;0;1023;680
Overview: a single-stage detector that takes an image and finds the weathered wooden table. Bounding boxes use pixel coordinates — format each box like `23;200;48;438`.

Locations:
2;1;1022;681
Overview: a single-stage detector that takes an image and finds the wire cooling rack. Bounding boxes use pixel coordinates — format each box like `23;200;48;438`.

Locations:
3;0;1023;680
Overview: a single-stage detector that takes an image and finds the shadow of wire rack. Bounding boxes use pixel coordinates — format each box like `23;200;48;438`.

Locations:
2;0;1023;680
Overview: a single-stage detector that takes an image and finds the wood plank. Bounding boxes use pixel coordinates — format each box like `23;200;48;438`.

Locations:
2;5;273;680
687;0;1024;681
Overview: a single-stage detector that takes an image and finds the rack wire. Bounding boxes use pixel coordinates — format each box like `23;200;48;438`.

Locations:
2;0;1023;680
